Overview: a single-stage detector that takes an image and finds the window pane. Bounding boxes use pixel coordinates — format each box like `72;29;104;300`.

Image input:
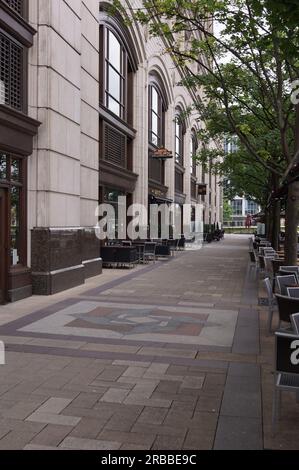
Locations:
107;96;121;117
108;65;121;101
176;136;180;157
10;186;21;266
152;112;158;137
11;158;21;181
151;133;158;146
0;154;7;179
152;87;158;113
108;30;121;72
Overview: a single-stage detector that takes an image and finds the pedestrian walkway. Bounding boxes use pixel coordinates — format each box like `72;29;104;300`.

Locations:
0;235;285;450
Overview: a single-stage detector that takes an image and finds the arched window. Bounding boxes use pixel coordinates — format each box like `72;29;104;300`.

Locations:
104;29;126;119
148;76;168;186
99;11;137;124
149;84;165;147
175;109;185;166
190;131;198;175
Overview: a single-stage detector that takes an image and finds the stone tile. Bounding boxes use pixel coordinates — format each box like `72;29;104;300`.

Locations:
59;436;121;450
98;430;156;447
100;388;130;404
71;391;105;409
30;424;73;447
0;430;38;450
131;422;188;438
35;398;73;415
137;407;168;426
70;418;106;439
214;416;262;450
26;411;81;427
183;429;215;450
181;376;204;390
220;375;261;419
123;367;146;378
152;435;184;450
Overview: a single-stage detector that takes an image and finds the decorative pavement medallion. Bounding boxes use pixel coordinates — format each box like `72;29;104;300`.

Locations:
18;301;238;347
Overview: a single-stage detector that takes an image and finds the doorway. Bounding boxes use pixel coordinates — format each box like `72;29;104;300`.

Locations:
0;188;8;304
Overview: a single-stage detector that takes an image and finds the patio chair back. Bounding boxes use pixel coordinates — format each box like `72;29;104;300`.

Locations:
272;331;299;434
275;294;299;324
276;274;298;295
291;313;299;335
144;242;156;254
287;287;299;299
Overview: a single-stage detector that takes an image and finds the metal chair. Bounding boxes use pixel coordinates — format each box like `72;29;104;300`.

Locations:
264;277;277;332
275;293;299;328
291;313;299;334
276;274;298;295
280;266;299;282
287;287;299;299
144;242;156;263
272;331;299;435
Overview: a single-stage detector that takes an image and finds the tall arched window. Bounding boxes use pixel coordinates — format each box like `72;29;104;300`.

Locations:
190;130;198;175
175;109;185;166
104;29;126;119
149;84;165;147
148;77;167;186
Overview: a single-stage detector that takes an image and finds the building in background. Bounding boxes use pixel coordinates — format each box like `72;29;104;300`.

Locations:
0;0;222;303
226;196;260;227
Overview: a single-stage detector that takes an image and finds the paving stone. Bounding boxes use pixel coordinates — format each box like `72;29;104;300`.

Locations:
181;376;204;390
59;436;121;450
0;430;38;450
30;424;73;447
71;392;105;409
220;375;261;419
131;422;188;438
100;388;130;404
98;430;156;447
136;407;168;426
70;418;106;439
152;435;184;450
34;398;73;415
26;411;81;427
214;416;262;450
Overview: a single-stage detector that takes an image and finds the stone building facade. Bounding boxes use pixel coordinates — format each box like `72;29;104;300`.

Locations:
0;0;222;303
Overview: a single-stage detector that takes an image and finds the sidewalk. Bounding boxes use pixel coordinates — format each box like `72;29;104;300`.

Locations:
0;235;282;450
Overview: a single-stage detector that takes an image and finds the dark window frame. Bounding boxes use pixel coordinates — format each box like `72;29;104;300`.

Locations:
0;151;27;268
0;28;27;112
175;109;186;166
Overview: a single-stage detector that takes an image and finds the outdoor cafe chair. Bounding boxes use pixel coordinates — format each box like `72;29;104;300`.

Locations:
144;242;156;263
272;331;299;435
275;293;299;328
287;287;299;299
280;266;299;282
276;274;298;296
264;277;277;333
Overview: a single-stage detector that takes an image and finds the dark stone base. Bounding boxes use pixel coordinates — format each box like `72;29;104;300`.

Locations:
8;267;32;302
32;266;85;296
83;258;103;279
8;285;32;302
31;227;102;296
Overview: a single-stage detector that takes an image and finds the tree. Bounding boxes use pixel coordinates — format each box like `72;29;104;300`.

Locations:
117;0;299;262
223;198;233;225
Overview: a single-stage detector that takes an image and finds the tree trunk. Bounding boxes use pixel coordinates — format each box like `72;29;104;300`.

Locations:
271;199;280;251
285;181;299;264
265;207;271;240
